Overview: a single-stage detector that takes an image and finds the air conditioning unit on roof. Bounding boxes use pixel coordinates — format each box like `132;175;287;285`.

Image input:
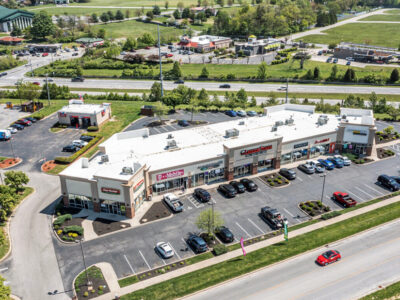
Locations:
225;128;239;138
122;167;133;174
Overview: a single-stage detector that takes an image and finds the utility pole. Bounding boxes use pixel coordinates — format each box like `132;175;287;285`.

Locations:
46;73;50;106
157;24;164;97
9;138;15;159
76;239;91;287
211;200;215;236
320;173;327;204
285;78;288;103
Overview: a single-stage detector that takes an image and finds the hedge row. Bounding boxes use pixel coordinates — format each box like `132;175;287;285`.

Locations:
54;135;101;164
271;57;290;65
63;225;84;236
53;214;72;226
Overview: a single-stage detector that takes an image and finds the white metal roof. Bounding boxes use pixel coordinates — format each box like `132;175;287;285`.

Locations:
59;103;106;115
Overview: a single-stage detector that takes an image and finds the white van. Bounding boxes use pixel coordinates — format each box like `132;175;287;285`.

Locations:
0;129;11;141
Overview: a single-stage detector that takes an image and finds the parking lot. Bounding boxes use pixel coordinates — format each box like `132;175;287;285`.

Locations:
56;150;400;282
0;111;83;170
376;120;400;133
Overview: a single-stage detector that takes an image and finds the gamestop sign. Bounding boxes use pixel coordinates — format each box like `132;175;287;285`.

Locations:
240;145;272;157
156;169;184;181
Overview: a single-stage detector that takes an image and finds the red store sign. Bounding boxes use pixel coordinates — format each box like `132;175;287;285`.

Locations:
240;145;272;156
134;179;144;191
315;138;330;144
101;187;120;195
156;169;184;181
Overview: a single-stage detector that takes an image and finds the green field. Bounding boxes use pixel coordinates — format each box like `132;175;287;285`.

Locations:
298;23;400;48
359;14;400;21
385;9;400;14
360;280;400;300
92;19;183;40
27;7;151;17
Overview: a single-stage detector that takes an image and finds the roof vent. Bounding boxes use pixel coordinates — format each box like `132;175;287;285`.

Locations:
143;133;148;138
167;139;178;149
275;120;284;127
238;121;245;125
285;117;294;125
81;158;89;168
122;167;133;174
225;128;239;138
100;155;109;163
271;126;277;132
167;133;173;139
318;115;328;125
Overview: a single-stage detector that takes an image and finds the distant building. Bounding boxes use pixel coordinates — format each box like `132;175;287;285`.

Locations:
28;43;62;53
235;35;282;56
76;37;104;47
0;6;34;32
334;43;398;63
178;35;232;53
54;0;69;4
190;7;217;16
0;36;24;45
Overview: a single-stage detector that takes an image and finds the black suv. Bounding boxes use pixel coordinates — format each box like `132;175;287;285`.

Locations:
193;188;211;203
260;206;286;229
279;168;296;180
80;135;94;142
187;235;208;253
72;76;85;82
240;178;258;191
217;184;237;198
215;226;234;243
229;181;245;193
377;175;400;191
62;145;78;152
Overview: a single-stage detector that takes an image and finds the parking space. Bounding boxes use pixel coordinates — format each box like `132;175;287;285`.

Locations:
0;105;30;129
376;120;400;133
0;113;82;169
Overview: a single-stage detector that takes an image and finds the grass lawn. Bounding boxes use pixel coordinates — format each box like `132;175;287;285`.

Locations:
360;280;400;300
121;199;400;300
385;9;400;14
92;19;183;40
358;14;400;21
74;266;104;289
26;7;149;17
298;23;400;48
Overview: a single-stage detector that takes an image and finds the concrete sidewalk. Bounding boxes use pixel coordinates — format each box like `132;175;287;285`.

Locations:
93;192;400;300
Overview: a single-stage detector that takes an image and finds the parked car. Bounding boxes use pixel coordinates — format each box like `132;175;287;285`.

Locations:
32;81;40;86
217;184;237;198
377;174;400;191
6;127;17;134
316;250;341;266
42;53;49;57
72;140;88;148
166;53;173;58
279;168;296;180
174;79;184;84
193;188;211;203
306;160;325;173
0;72;7;77
80;135;94;142
177;120;189;127
236;110;246;117
15;119;32;126
260;206;286;229
120;51;127;55
219;84;231;88
334;155;351;166
333;58;338;63
246;111;258;117
318;159;335;170
71;77;85;82
229;181;246;193
155;242;174;258
72;52;79;56
298;163;315;174
346;61;351;66
145;46;151;50
326;57;332;63
240;178;258;191
225;110;237;117
43;78;54;82
25;117;37;123
62;145;78;152
391;176;400;184
317;50;323;55
187;235;208;253
10;124;24;131
327;157;344;168
163;193;184;212
215;226;234;243
332;191;357;207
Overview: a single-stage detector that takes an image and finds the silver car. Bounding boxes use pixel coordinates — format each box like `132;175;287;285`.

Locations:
334;155;351;166
155;242;174;259
306;160;325;173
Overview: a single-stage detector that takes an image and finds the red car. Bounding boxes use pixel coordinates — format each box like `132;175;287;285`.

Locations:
316;250;341;266
32;82;40;86
145;46;151;50
332;191;357;207
15;119;32;126
42;53;49;57
166;53;173;58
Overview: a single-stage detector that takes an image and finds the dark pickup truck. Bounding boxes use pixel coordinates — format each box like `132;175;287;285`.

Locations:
332;191;357;207
260;206;286;229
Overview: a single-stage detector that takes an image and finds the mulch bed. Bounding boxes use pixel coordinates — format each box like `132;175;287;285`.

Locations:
200;233;221;248
377;148;395;159
375;132;400;144
0;158;21;169
299;201;330;217
139;201;172;224
55;217;85;242
75;266;110;300
259;173;290;188
92;218;131;236
41;160;57;172
353;157;374;164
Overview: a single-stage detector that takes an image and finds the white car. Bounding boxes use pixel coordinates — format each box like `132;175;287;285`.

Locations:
236;110;246;117
155;242;174;258
334;155;351;166
72;140;88;148
7;127;17;134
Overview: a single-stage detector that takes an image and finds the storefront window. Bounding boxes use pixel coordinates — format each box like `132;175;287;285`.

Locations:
258;159;272;172
99;200;125;215
191;168;226;187
234;164;251;177
134;190;146;210
68;194;93;209
152;177;185;195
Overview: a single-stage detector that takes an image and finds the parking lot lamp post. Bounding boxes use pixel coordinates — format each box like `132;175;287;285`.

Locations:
285;78;288;103
76;239;91;287
157;25;164;97
46;73;51;106
9;137;15;160
320;173;327;204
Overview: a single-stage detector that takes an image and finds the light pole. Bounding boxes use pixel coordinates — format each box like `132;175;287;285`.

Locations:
30;58;34;76
320;173;327;204
76;239;91;287
285;78;288;103
157;24;164;97
9;138;15;160
45;73;51;106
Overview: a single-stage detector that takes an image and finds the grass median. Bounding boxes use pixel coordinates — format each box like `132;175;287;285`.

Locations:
360;280;400;300
121;198;400;300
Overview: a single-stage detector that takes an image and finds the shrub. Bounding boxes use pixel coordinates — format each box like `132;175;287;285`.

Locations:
267;178;272;182
324;206;331;212
309;211;315;216
166;266;171;270
270;182;275;186
98;285;103;291
317;201;323;207
87;126;99;132
321;210;341;220
180;261;184;265
57;229;62;235
285;180;289;183
277;176;282;180
91;289;95;293
63;225;84;236
83;291;89;297
159;268;166;274
53;214;72;226
62;235;74;242
308;202;315;208
172;264;176;267
306;207;312;212
213;244;228;256
277;180;282;184
54;224;59;230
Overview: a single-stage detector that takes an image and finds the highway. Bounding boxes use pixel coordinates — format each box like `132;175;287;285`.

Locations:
186;219;400;300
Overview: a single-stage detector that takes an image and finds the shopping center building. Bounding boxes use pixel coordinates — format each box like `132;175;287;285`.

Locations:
59;104;375;218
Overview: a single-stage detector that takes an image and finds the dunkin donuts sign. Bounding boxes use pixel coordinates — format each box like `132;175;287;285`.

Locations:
156;169;184;181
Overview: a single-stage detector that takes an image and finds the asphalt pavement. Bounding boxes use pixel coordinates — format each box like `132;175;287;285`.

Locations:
185;218;400;300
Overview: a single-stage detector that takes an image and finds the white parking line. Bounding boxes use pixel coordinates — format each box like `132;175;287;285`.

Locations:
0;267;8;272
124;255;135;274
283;208;295;218
355;186;374;199
325;195;331;199
363;184;385;196
181;238;195;254
247;218;265;234
345;189;365;202
168;242;181;260
165;125;176;131
297;176;303;182
138;250;151;270
187;196;204;208
152;127;162;134
307;175;313;180
236;222;251;238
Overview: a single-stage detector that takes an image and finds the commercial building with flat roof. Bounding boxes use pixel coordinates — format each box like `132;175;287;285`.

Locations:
178;35;232;53
0;6;33;32
235;36;282;56
59;104;376;218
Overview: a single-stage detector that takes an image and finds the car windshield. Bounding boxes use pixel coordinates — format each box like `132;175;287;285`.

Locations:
323;251;333;258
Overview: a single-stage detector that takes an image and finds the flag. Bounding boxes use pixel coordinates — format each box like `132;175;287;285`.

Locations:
284;221;288;241
79;93;84;101
240;237;246;256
